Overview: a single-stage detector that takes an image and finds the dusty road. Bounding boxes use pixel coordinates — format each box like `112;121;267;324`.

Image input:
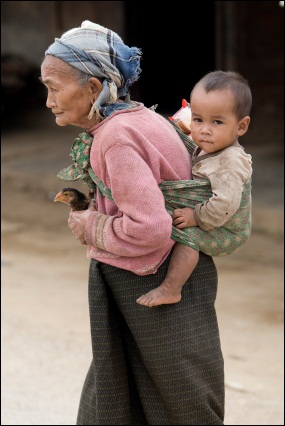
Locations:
1;109;284;425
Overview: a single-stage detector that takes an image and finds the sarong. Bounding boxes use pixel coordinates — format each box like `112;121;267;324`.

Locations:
76;252;225;425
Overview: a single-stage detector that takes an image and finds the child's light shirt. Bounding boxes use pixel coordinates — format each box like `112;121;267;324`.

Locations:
192;141;252;231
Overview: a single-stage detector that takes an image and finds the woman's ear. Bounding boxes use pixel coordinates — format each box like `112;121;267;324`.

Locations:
237;116;250;136
89;77;103;99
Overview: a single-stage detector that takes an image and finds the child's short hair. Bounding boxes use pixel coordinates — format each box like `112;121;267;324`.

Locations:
191;70;252;120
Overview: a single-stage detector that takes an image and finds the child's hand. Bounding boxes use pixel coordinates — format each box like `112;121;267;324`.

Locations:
172;208;197;229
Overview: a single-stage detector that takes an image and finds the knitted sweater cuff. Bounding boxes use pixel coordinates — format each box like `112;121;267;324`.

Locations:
85;211;110;250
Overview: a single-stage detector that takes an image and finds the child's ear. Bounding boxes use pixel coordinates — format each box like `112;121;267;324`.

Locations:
237;116;250;136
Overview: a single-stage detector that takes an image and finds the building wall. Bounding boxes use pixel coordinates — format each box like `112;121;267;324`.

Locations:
1;1;284;146
1;1;125;66
1;1;53;65
215;1;284;145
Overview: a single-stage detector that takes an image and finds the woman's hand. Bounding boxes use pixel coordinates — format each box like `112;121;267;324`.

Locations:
68;200;96;244
172;207;197;229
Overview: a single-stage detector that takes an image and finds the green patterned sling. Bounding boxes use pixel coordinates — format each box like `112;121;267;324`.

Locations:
57;120;251;254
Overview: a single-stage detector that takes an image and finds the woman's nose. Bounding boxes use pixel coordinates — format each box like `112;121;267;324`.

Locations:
46;93;56;109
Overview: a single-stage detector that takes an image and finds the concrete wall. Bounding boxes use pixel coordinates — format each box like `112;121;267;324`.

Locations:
1;1;125;66
1;1;53;66
1;1;284;146
215;1;284;145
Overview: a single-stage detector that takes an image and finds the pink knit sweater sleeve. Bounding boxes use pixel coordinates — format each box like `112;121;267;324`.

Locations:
85;143;173;256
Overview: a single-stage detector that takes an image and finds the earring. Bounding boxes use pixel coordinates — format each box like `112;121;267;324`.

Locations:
87;100;97;120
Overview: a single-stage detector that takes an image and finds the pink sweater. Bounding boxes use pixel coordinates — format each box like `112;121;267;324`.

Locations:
85;103;191;275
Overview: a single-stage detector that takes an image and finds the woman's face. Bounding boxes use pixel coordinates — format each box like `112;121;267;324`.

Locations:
41;56;99;129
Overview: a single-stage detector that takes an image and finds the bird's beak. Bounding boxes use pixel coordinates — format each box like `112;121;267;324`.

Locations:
54;191;66;203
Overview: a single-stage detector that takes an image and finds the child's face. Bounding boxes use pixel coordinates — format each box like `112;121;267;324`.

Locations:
190;86;249;153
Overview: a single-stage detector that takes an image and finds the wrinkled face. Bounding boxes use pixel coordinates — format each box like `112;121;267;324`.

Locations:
190;86;248;153
41;56;96;128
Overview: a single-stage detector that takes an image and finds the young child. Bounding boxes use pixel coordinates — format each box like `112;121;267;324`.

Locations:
137;70;253;307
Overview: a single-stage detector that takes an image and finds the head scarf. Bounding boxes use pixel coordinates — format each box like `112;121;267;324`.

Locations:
45;20;142;118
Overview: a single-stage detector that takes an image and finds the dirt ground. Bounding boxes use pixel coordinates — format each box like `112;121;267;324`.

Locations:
1;108;284;425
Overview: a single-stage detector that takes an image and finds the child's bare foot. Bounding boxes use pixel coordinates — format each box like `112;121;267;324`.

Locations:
136;283;182;307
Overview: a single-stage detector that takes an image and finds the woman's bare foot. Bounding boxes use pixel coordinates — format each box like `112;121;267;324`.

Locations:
136;282;182;307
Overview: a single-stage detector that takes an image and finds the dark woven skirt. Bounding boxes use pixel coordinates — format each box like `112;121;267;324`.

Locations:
77;252;224;425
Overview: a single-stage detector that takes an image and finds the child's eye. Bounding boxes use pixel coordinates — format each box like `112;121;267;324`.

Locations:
213;120;223;125
193;118;202;123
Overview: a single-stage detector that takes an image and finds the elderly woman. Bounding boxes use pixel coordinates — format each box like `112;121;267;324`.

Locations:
41;21;225;425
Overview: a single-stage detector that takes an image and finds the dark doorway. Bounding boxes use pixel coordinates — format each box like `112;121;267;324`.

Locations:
125;1;216;115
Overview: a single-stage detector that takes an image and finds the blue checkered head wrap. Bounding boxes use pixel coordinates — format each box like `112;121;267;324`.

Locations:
45;20;142;118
